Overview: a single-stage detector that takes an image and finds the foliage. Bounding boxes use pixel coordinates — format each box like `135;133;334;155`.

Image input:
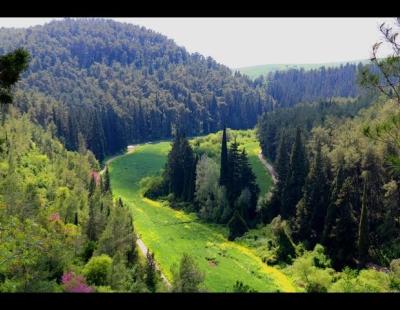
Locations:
0;18;275;160
61;271;92;293
172;253;205;292
83;254;112;286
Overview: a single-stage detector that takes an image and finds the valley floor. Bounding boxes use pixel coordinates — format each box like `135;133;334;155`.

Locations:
109;137;296;292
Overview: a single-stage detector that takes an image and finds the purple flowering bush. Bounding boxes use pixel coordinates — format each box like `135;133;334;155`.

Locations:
61;271;93;293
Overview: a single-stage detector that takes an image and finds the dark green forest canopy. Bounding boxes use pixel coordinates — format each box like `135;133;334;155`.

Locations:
0;18;363;161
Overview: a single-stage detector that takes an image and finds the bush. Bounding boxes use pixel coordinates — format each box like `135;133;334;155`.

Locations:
61;271;93;293
289;244;335;292
233;281;257;292
141;176;167;199
83;254;112;286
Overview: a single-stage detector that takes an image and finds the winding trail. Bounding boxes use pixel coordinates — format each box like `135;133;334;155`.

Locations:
258;150;278;185
100;145;137;175
101;145;172;290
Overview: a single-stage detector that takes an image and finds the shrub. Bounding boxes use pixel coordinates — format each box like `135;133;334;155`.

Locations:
83;254;112;286
61;271;93;293
141;176;167;199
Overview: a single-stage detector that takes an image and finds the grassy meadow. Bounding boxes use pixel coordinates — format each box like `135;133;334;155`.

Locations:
109;131;294;292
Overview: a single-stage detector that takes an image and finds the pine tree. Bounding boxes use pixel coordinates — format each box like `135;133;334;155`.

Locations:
145;250;157;293
164;130;196;202
295;143;330;247
281;127;307;219
237;148;260;223
227;138;242;206
102;166;111;193
327;178;358;269
322;162;346;247
227;210;249;240
219;126;229;187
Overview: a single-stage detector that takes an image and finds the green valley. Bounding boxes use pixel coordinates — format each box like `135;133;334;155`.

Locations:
109;131;294;292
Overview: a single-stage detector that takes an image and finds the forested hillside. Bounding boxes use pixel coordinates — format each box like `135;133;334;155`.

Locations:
258;98;400;270
0;19;367;161
0;109;157;292
265;64;364;107
0;18;274;160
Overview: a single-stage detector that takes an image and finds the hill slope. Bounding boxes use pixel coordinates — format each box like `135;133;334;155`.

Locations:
0;18;274;160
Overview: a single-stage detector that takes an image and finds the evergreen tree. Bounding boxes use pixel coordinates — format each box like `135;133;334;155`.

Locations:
102;166;111;193
227;138;242;205
219;126;229;187
237;149;260;223
145;250;157;293
322;161;347;247
295;143;330;247
0;48;30;111
227;210;249;240
164;130;196;202
327;178;358;269
281;127;308;219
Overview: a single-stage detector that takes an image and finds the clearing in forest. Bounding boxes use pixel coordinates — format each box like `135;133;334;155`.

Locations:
109;130;294;292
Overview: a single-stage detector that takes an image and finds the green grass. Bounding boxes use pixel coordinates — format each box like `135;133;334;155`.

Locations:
236;59;369;80
109;131;294;292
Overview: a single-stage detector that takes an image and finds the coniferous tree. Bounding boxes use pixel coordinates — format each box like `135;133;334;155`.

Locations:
164;130;196;202
327;178;358;269
281;127;308;219
295;143;330;247
145;250;157;293
219;126;229;187
102;166;111;193
322;162;347;247
227;210;249;240
227;138;242;205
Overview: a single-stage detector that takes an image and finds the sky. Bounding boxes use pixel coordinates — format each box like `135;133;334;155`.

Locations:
0;17;395;68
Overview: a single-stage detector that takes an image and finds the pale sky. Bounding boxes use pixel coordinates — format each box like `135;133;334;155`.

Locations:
0;17;396;68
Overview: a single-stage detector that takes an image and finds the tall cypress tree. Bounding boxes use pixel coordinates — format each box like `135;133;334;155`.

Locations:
281;127;307;219
102;166;111;193
227;138;242;206
219;126;229;187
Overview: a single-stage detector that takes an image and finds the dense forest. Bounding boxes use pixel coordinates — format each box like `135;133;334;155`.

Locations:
0;18;364;161
1;17;400;293
0;19;275;160
264;64;364;108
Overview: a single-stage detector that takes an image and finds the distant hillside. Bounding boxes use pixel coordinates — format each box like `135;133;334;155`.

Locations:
236;60;369;79
0;18;274;161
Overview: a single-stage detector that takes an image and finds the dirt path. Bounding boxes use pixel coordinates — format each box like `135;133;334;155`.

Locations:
136;237;172;290
102;145;172;290
100;145;137;175
258;150;278;185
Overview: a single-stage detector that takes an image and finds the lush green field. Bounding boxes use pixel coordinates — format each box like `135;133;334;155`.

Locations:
236;59;368;79
109;133;295;292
